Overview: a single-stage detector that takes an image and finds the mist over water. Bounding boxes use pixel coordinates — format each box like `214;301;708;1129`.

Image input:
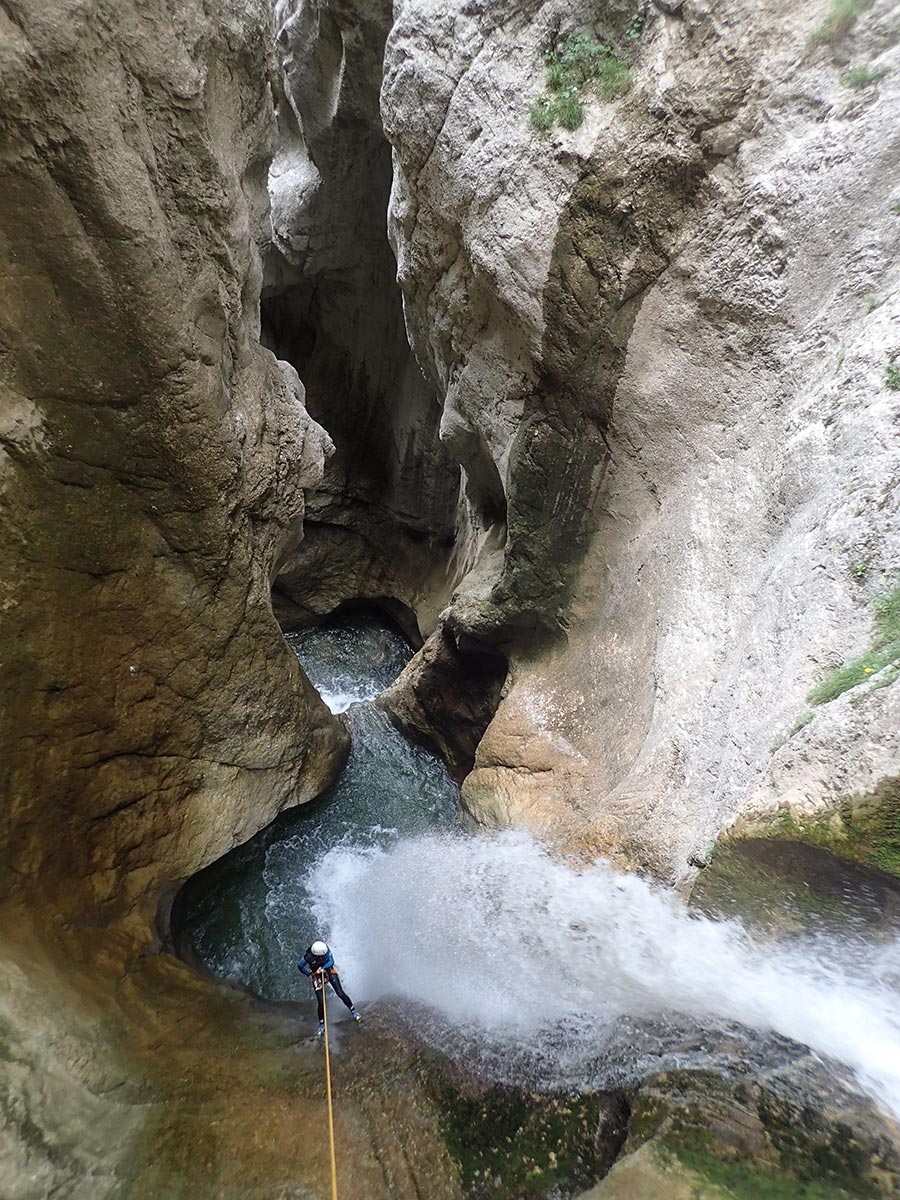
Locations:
178;614;900;1126
311;830;900;1119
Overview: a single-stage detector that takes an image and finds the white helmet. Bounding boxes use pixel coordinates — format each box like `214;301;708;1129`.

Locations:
311;940;328;956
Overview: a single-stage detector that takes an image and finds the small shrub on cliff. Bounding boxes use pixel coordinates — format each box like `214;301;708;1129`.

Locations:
841;63;889;88
812;0;872;44
556;33;612;85
886;361;900;390
625;12;646;41
530;32;632;132
807;585;900;705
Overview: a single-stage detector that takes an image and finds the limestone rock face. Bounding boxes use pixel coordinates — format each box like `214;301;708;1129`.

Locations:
0;0;347;929
264;0;465;635
0;0;349;1190
378;627;507;780
577;1059;900;1199
381;0;900;879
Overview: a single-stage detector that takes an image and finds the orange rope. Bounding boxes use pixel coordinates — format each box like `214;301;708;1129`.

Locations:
320;977;339;1200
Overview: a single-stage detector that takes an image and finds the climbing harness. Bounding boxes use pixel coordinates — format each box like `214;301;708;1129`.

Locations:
319;974;339;1200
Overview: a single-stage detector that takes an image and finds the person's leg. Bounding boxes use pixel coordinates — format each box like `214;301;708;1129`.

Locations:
314;981;324;1022
328;971;355;1012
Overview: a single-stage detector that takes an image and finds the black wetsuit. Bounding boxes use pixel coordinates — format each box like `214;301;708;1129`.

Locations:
298;946;355;1021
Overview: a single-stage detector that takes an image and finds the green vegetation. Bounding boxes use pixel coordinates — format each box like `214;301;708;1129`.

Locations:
753;781;900;878
628;1065;899;1199
530;32;632;132
529;99;555;132
891;201;900;215
840;63;889;88
676;1145;872;1200
427;1072;621;1198
597;55;633;98
863;292;883;312
807;585;900;706
771;709;816;751
886;361;900;390
625;12;646;41
790;709;815;734
849;558;869;581
812;0;872;43
691;840;851;931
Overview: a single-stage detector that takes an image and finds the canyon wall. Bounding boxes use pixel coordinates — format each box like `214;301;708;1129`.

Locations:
0;0;350;1191
2;0;899;1194
376;0;900;879
261;0;899;878
264;0;466;636
0;0;350;932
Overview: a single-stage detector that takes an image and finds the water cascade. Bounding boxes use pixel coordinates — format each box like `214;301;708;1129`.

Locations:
177;617;900;1131
176;617;460;1000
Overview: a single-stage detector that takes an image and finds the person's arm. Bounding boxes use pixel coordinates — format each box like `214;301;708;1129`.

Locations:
298;959;311;976
323;952;335;971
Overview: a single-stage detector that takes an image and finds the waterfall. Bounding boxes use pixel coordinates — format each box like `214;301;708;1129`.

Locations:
310;828;900;1120
178;614;900;1127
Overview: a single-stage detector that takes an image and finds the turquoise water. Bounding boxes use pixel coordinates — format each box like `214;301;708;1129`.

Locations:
176;616;460;1000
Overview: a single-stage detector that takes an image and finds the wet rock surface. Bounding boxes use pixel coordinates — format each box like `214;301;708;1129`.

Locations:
692;836;900;936
582;1059;900;1200
3;0;900;1196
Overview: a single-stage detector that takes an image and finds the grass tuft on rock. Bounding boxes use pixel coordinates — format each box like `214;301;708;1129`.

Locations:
812;0;873;43
531;31;632;132
807;585;900;705
840;63;889;88
555;92;585;130
886;361;900;390
529;98;554;131
598;55;633;98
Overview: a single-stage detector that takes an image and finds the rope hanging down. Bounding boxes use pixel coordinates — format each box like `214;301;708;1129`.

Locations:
320;977;339;1200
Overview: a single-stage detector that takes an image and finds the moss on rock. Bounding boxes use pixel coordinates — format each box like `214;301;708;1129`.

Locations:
618;1067;900;1200
671;1144;864;1199
729;779;900;882
691;836;900;937
421;1059;629;1199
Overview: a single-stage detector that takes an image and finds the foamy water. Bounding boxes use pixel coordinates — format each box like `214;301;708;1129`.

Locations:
179;616;900;1127
310;829;900;1120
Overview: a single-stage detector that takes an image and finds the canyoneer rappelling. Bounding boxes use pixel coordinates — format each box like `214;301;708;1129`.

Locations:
299;939;361;1036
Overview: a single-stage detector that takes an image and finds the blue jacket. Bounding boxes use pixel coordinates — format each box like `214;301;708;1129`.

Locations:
299;946;334;976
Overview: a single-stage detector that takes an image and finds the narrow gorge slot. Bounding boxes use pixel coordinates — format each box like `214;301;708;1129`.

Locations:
172;612;461;1001
5;0;900;1197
